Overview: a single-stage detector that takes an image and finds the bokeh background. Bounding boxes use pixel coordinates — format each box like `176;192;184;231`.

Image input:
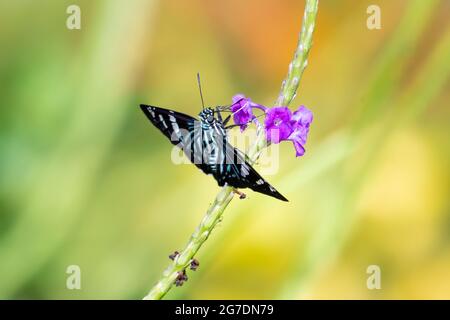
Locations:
0;0;449;299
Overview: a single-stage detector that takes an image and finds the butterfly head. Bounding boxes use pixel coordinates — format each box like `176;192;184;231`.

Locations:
199;107;216;125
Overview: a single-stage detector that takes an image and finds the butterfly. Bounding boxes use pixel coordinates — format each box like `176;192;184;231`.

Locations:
139;77;288;202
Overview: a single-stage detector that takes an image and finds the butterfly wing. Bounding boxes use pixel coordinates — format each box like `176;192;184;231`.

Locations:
140;105;197;144
140;104;211;173
216;141;288;202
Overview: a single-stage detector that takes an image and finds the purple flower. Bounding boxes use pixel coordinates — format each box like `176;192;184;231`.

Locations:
288;106;313;156
230;93;313;157
264;107;293;143
264;105;313;157
231;94;265;132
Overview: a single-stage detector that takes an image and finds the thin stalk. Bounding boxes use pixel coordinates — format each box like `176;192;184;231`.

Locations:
143;0;319;300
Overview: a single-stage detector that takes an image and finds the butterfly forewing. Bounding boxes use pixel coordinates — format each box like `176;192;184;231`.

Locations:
140;105;196;144
140;104;215;174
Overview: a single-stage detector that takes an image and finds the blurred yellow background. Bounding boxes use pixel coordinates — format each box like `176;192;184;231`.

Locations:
0;0;449;299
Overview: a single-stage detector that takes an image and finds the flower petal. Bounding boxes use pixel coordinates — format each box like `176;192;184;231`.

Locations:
264;106;293;143
232;94;246;104
291;105;313;128
230;94;256;131
287;106;313;157
292;139;306;157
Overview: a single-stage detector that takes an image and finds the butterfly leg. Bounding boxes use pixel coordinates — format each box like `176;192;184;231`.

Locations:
215;106;223;122
222;114;231;126
216;106;232;126
233;188;247;200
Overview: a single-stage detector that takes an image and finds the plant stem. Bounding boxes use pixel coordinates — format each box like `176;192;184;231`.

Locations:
143;0;319;300
276;0;319;107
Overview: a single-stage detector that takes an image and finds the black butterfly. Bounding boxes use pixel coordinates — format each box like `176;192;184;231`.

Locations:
139;102;288;202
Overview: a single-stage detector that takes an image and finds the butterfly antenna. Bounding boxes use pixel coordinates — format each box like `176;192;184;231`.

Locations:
197;72;205;110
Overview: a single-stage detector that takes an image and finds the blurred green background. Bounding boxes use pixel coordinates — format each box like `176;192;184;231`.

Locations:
0;0;449;299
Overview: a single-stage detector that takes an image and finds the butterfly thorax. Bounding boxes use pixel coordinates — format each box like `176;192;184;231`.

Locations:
198;107;225;134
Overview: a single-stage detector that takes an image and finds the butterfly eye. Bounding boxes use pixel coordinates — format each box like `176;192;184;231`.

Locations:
207;114;214;123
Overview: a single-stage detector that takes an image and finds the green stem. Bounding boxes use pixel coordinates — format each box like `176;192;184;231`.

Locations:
143;0;319;300
276;0;319;107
